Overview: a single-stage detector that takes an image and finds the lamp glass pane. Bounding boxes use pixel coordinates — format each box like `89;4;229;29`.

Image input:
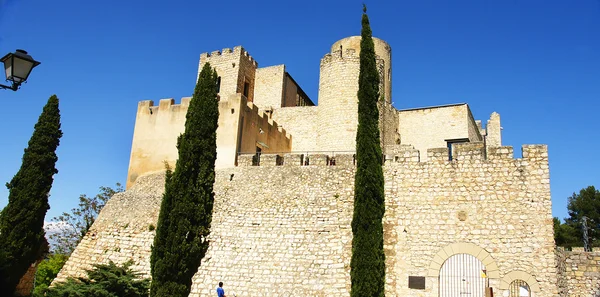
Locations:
12;58;34;82
3;57;11;81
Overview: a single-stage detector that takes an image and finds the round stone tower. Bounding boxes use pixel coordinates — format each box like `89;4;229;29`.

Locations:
316;36;392;153
331;36;392;102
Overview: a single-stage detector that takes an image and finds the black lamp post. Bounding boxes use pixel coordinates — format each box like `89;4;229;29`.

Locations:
1;49;41;91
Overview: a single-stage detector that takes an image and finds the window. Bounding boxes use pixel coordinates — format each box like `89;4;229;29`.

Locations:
216;76;221;93
243;80;250;98
252;146;261;166
446;138;469;161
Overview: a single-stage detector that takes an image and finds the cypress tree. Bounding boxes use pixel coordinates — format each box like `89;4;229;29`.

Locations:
0;95;62;296
150;63;219;297
351;5;386;297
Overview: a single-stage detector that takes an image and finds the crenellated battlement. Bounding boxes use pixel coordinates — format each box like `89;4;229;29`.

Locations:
200;45;258;68
137;97;192;117
137;94;290;142
237;144;548;168
245;100;289;140
320;49;360;65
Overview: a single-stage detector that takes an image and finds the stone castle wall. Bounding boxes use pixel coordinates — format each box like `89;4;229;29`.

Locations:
397;104;484;161
126;98;189;189
126;95;291;189
199;46;257;103
556;247;600;297
271;106;318;153
253;65;285;109
316;49;360;153
58;143;558;296
379;100;400;153
235;95;291;155
385;143;556;296
331;36;392;103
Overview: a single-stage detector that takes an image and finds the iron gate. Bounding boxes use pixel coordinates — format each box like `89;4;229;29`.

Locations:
439;253;486;297
509;279;531;297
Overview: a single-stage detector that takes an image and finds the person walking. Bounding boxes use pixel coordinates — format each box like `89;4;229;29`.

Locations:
216;282;226;297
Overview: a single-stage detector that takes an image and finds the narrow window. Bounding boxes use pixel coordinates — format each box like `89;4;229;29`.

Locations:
252;146;262;166
243;80;250;98
216;76;221;93
446;138;469;161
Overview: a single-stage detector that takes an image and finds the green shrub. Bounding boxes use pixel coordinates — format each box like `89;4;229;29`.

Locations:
32;254;68;297
46;261;149;297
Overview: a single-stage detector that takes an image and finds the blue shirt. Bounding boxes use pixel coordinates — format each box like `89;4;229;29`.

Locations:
217;287;225;297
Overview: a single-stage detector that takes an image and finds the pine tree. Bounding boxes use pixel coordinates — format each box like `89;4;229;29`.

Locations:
150;63;219;297
0;95;62;296
351;5;386;297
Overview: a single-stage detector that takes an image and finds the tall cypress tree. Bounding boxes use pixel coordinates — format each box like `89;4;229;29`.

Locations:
0;95;62;296
351;5;386;297
150;63;219;297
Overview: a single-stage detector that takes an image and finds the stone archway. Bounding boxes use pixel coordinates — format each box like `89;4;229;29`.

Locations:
428;242;500;279
499;270;540;295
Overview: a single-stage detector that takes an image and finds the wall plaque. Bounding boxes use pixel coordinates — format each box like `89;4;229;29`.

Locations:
408;276;426;290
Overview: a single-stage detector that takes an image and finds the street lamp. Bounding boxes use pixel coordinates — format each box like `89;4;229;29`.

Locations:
1;49;41;91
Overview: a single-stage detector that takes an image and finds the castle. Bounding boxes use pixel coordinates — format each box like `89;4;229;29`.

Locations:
54;36;600;296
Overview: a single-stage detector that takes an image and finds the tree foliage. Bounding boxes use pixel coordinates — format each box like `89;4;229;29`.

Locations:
555;186;600;247
350;5;386;297
0;95;62;296
150;62;219;297
49;183;123;255
32;253;69;297
45;261;149;297
553;217;579;248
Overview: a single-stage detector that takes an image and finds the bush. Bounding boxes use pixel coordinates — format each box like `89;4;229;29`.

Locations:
32;254;68;297
46;261;149;297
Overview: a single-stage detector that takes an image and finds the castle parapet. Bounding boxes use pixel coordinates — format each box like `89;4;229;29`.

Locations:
383;144;549;165
454;142;485;161
236;144;549;169
385;145;420;163
522;144;548;160
237;153;356;167
244;100;289;141
487;146;514;160
200;45;258;68
427;148;449;163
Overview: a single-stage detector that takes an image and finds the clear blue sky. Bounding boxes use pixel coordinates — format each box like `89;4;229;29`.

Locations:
0;0;598;223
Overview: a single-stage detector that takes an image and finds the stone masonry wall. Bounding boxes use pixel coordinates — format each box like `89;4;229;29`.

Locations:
126;95;291;189
199;46;257;103
253;65;285;109
384;143;557;297
271;106;318;152
379;100;400;154
316;49;360;153
556;247;600;297
56;166;355;297
331;36;392;103
486;112;502;147
57;143;558;297
397;104;483;161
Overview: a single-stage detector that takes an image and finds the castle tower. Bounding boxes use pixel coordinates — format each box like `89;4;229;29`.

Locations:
316;36;392;152
331;36;392;102
199;46;258;102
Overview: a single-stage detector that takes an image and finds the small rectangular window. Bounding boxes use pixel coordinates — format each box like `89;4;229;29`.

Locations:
243;80;250;98
216;77;221;93
446;138;469;161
